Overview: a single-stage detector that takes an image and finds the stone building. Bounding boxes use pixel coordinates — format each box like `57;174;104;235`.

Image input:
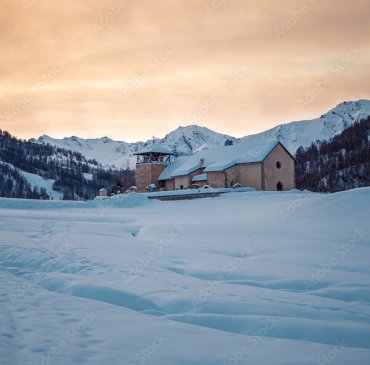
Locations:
134;143;175;192
135;140;295;192
99;188;108;197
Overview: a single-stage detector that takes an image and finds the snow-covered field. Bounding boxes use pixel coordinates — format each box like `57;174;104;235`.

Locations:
1;189;370;365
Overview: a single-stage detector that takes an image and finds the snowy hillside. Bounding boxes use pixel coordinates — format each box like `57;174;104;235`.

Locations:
33;136;145;170
33;100;370;169
1;161;62;200
1;189;370;364
241;100;370;153
0;131;131;200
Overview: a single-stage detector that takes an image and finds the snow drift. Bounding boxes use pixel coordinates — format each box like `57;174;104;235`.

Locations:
0;188;370;364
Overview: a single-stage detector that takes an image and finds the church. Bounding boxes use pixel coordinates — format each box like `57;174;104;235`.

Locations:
134;140;295;193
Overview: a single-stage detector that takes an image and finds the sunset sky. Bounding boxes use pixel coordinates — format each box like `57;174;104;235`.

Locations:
1;0;369;141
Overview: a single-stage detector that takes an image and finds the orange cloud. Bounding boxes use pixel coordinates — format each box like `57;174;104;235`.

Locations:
0;0;369;141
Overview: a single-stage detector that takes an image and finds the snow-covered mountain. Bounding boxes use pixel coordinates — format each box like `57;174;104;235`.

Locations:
33;135;145;170
33;99;370;169
240;99;370;152
160;125;238;155
0;131;131;200
33;126;238;169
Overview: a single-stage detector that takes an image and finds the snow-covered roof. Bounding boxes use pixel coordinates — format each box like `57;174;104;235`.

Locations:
158;156;189;180
159;139;282;180
192;173;208;182
134;142;175;156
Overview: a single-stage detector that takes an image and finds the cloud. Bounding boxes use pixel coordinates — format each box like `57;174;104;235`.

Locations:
0;0;369;140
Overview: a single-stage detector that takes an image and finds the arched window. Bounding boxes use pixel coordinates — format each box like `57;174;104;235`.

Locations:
277;181;283;191
276;161;282;169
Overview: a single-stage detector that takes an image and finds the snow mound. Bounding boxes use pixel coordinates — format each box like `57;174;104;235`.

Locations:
94;192;151;208
0;197;84;210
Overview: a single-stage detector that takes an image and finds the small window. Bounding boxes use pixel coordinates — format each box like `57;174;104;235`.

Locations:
276;161;282;169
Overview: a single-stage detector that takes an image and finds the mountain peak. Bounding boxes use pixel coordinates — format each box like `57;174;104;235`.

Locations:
328;99;370;116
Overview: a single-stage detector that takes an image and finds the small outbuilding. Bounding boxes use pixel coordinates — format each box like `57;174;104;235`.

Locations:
99;188;108;197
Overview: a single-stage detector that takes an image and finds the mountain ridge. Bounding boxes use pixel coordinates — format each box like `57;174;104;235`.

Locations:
32;99;370;169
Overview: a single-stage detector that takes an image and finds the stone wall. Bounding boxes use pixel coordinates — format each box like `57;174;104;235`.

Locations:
235;163;262;190
207;171;226;188
208;163;263;189
174;175;191;190
136;163;168;192
174;168;203;189
164;179;175;190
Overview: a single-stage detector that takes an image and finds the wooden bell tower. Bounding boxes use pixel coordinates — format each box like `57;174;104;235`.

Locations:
134;141;175;192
